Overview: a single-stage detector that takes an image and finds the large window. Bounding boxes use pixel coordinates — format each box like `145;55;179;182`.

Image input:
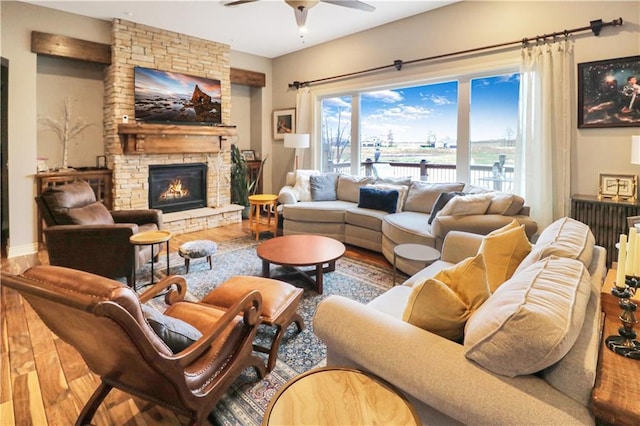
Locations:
319;71;521;192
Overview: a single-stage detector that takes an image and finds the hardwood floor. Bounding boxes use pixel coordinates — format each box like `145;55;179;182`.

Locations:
0;222;390;425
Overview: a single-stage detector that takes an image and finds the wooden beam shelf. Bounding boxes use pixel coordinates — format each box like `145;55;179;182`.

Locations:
118;123;237;154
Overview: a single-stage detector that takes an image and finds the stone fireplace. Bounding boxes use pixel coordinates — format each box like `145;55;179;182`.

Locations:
103;19;242;235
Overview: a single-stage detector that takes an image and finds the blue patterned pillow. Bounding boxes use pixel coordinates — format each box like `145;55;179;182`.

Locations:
358;187;399;213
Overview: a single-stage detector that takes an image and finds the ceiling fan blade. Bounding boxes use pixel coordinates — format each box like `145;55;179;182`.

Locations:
294;7;309;30
321;0;375;12
223;0;260;6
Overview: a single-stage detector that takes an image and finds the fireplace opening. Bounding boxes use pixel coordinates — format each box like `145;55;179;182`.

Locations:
149;163;207;213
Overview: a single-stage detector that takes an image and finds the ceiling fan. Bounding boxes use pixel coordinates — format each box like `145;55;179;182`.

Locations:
224;1;376;32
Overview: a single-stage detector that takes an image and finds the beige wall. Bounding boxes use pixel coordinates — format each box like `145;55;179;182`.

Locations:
36;55;105;169
270;1;640;197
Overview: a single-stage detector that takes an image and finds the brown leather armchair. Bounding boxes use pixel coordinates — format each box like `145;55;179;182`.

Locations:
1;265;266;425
36;180;163;286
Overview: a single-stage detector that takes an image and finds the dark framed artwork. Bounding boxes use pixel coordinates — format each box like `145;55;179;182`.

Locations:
273;108;295;140
578;55;640;128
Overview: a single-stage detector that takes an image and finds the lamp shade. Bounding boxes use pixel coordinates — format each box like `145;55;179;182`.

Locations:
284;133;310;149
633;136;640;165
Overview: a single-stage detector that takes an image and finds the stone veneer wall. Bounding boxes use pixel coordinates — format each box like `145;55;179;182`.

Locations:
104;19;235;227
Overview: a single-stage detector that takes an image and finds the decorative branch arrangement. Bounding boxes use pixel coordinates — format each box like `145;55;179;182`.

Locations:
38;97;94;170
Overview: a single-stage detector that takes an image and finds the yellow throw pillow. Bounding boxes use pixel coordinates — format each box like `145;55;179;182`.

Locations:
480;221;532;292
402;253;490;341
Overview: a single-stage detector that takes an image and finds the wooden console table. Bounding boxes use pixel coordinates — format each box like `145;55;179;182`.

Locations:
35;169;113;245
571;195;640;268
591;268;640;425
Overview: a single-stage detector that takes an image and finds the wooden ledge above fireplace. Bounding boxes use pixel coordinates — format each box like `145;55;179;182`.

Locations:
118;123;237;154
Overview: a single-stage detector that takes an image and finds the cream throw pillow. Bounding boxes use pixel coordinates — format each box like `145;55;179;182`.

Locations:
479;220;532;292
437;192;493;217
292;169;320;202
464;256;591;377
402;254;490;341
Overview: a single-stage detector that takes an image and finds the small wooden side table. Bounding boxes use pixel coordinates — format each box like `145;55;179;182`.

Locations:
590;268;640;425
248;194;278;241
263;367;420;425
129;230;172;291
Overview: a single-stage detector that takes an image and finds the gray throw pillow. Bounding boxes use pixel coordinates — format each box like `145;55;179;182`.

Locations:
310;173;339;201
428;192;465;224
141;304;202;353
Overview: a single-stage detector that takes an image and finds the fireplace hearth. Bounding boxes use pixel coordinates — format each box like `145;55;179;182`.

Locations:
149;163;207;213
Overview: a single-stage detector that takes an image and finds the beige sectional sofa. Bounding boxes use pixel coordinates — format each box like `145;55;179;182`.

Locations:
278;170;538;274
314;217;606;425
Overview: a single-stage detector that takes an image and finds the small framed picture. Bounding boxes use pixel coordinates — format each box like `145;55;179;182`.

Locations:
273;108;296;140
241;150;256;161
599;173;637;200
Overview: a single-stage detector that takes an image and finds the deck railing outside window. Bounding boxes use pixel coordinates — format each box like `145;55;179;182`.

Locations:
327;160;514;193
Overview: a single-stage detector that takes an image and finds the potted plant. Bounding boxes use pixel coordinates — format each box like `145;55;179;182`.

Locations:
230;144;254;218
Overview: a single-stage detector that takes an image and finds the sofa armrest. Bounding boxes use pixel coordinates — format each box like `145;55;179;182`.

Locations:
314;296;594;425
278;186;298;205
111;209;163;228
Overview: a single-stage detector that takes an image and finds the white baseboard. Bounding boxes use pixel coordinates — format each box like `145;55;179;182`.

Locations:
7;242;38;259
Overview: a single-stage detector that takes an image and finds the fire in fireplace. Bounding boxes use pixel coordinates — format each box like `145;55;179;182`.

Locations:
149;163;207;213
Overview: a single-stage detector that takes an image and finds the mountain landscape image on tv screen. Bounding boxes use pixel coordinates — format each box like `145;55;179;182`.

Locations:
134;67;222;124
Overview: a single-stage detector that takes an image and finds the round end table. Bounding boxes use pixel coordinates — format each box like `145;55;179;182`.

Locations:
248;194;278;241
393;243;440;285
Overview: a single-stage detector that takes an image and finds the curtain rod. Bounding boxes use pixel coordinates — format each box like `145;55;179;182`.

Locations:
288;17;623;90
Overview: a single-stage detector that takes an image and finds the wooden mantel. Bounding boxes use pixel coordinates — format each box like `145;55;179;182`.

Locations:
118;123;237;154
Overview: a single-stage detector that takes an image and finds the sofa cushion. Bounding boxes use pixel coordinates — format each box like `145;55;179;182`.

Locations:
283;200;353;223
403;253;490;341
292;169;320;202
463;256;591;377
487;193;526;215
345;207;387;231
404;181;465;214
337;175;375;203
428;192;464;224
515;217;595;274
437;192;493;217
358;186;399;213
479;220;532;292
67;201;115;225
310;173;339;201
141;304;202;353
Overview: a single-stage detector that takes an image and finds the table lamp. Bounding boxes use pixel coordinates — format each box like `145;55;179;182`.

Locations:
284;133;310;171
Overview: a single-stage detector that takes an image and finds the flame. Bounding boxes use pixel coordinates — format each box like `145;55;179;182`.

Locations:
159;179;190;200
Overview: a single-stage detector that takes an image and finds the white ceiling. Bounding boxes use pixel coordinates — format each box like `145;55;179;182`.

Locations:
24;0;458;58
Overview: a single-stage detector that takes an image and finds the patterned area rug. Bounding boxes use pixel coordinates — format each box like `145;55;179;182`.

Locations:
134;236;394;425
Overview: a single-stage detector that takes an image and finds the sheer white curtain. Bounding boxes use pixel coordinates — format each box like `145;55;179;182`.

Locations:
515;39;573;232
295;87;312;169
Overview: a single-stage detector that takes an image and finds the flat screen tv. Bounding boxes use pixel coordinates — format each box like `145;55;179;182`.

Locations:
134;66;222;125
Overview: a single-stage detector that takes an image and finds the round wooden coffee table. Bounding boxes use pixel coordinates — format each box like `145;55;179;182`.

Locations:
263;367;420;425
256;235;345;294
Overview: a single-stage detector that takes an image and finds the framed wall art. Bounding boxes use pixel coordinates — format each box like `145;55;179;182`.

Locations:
598;173;637;201
578;55;640;128
273;108;295;140
241;149;256;161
